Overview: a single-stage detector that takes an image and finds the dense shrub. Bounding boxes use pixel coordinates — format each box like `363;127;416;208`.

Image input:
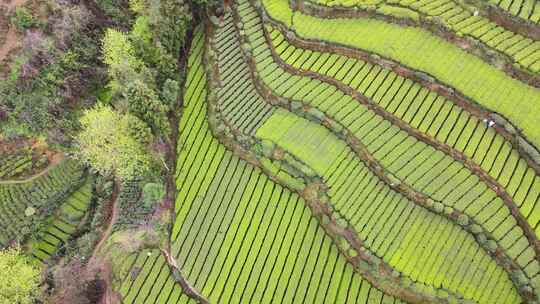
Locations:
161;78;180;105
121;79;171;136
102;28;144;81
76;105;152;180
94;0;133;26
0;247;41;304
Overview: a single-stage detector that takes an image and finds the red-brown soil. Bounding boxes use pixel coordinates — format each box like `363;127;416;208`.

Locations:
0;0;29;74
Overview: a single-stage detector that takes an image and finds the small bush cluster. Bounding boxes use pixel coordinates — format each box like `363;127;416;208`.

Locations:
113;178;157;231
10;7;41;31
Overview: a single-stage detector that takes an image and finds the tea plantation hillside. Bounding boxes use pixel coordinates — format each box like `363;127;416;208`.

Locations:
1;0;540;303
108;0;540;302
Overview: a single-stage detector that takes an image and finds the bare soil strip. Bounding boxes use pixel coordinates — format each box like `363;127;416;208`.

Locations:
0;0;28;64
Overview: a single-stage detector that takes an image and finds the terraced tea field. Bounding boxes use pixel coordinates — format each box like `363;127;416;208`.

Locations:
0;155;91;264
113;0;540;302
313;0;540;76
27;177;93;262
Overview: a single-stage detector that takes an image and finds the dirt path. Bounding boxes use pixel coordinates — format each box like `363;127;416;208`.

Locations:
0;27;17;62
0;152;65;185
90;181;119;263
91;182;119;304
162;249;209;304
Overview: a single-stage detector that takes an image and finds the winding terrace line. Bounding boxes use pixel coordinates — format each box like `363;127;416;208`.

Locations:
205;15;459;304
261;0;540;151
253;1;540;265
262;0;540;174
230;3;538;301
461;0;540;40
202;8;510;303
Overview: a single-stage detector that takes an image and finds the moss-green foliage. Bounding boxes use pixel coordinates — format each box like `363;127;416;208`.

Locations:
129;17;178;88
77;105;152;180
256;109;346;175
138;0;190;60
142;182;165;208
95;0;134;24
263;0;540;149
126;0;191;86
121;79;171;136
161;79;180;106
129;0;146;14
101;0;192;139
102;29;145;82
0;247;41;304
